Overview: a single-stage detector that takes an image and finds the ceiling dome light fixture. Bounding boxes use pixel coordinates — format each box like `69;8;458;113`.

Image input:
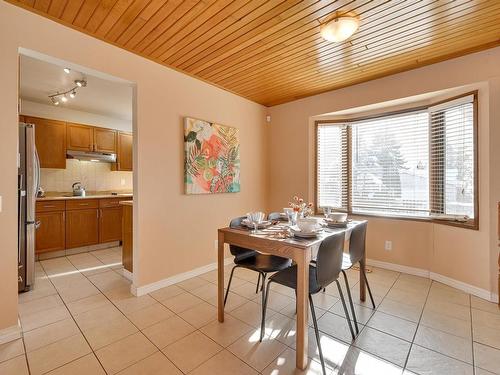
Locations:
320;16;359;42
63;67;71;74
48;78;87;105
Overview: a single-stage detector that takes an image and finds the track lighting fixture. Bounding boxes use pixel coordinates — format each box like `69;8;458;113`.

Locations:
48;78;87;105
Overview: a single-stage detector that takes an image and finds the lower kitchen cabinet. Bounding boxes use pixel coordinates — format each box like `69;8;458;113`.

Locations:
99;207;123;243
35;211;65;253
65;208;99;249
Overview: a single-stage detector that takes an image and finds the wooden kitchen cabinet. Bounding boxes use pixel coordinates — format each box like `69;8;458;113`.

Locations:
67;123;93;151
26;116;66;169
35;211;65;253
116;132;133;171
94;127;117;153
65;208;99;249
99;207;123;243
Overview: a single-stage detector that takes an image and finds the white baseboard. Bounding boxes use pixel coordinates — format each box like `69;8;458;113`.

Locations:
366;259;430;278
367;258;496;303
132;258;233;296
122;269;133;282
0;322;22;345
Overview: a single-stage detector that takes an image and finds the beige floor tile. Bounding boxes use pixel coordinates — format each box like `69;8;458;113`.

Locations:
424;299;471;321
46;353;106;375
179;301;217;328
420;309;472;338
354;327;411;367
66;293;112;315
471;296;500;315
254;289;296;312
414;325;472;363
0;339;24;363
18;294;63;317
57;281;101;303
117;352;182;375
262;347;332;375
349;288;385;308
142;315;196;349
378;298;422;323
88;270;130;292
163;331;222;373
96;332;157;374
366;311;417;342
190;283;219;301
176;276;207;291
317;311;358;343
81;315;138;350
200;314;254;347
191;349;259;375
473;323;500;349
280;300;328;327
27;334;91;375
329;300;374;325
228;329;287;371
0;355;29;375
230;300;276;328
115;294;157;314
385;287;427;307
233;281;263;300
474;342;500;374
149;284;184;302
20;304;70;332
262;313;298;347
472;308;500;329
427;287;470;307
336;346;403;375
18;279;57;304
406;344;473;375
207;291;248;312
161;292;204;313
125;302;174;329
475;368;498;375
73;304;124;331
24;318;80;352
311;292;339;310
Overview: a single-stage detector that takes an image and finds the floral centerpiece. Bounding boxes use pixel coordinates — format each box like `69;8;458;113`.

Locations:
289;196;314;217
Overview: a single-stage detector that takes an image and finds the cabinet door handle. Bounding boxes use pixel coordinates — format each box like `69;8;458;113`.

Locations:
43;205;56;208
79;203;89;206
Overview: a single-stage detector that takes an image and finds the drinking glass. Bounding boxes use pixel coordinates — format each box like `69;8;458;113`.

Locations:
249;211;265;234
287;211;298;226
323;206;332;220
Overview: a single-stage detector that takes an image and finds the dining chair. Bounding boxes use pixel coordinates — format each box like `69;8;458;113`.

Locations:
224;217;293;305
341;221;375;334
268;212;287;221
259;232;355;375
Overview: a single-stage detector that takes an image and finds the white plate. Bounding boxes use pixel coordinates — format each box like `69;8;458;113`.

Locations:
290;227;321;238
242;220;272;229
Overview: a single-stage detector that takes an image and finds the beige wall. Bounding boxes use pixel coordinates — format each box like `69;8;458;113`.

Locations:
0;2;267;331
268;47;500;297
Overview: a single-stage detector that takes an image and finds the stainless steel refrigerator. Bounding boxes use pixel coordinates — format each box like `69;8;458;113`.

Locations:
18;122;40;292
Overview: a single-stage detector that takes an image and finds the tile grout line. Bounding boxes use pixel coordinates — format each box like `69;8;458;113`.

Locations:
39;257;110;375
470;293;477;375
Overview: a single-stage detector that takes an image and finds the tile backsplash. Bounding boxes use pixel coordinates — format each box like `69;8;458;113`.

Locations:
40;159;133;192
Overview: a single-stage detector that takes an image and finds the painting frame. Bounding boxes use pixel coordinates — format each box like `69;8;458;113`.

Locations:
184;117;240;195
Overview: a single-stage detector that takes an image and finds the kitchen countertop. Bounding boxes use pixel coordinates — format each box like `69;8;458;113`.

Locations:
37;191;133;201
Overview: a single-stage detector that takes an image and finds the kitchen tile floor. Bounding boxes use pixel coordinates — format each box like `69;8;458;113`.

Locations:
3;247;499;374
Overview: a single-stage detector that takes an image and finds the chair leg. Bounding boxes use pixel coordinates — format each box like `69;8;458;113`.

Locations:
341;270;359;334
335;280;356;340
360;265;376;309
309;294;326;375
261;273;266;292
259;278;271;342
224;265;238;306
255;273;261;294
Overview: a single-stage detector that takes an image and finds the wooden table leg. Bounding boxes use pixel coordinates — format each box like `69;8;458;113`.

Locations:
359;253;366;302
217;230;225;322
295;249;310;370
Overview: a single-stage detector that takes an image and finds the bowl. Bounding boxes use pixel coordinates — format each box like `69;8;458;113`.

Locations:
327;212;348;223
296;217;318;232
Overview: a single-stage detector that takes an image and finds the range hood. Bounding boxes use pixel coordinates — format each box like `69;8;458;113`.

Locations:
67;150;117;163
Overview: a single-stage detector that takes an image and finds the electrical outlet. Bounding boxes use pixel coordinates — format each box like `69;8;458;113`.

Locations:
384;240;392;251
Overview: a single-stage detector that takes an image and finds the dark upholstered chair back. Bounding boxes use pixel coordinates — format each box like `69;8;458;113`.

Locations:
229;216;256;261
348;221;367;264
315;233;345;288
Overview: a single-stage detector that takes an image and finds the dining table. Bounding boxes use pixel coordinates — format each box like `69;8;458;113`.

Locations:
217;218;368;370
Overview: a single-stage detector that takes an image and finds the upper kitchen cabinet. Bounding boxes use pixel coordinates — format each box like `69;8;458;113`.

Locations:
94;127;117;153
25;116;66;169
67;122;93;151
116;132;133;171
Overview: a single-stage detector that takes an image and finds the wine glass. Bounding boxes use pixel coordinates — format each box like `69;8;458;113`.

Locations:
249;211;265;234
323;206;332;220
287;210;298;226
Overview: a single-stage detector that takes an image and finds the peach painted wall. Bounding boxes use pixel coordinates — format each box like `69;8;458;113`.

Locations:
0;2;268;331
268;47;500;297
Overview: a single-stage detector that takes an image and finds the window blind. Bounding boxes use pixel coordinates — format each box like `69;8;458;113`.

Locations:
429;95;475;219
351;111;429;216
317;124;348;211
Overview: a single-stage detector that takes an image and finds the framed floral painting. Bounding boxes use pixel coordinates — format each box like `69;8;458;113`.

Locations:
184;117;240;194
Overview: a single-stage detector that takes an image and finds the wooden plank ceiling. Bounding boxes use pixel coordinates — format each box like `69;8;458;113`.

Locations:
9;0;500;106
